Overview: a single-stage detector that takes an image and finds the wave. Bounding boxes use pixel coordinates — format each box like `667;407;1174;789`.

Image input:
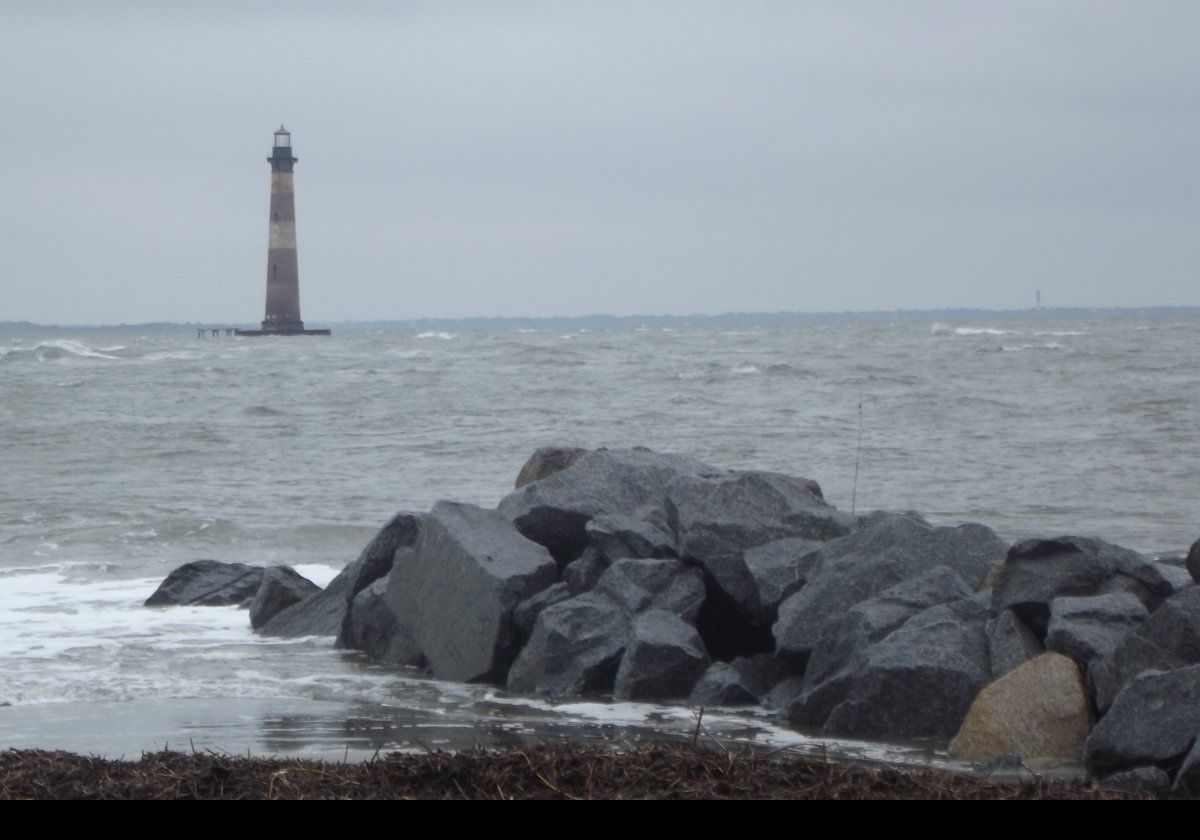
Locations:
952;327;1016;337
416;331;454;340
1000;342;1066;353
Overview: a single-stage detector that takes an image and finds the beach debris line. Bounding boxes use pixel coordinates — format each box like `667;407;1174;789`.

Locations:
0;744;1146;800
145;446;1200;794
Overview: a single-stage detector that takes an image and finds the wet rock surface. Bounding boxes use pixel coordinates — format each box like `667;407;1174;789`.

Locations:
144;447;1200;795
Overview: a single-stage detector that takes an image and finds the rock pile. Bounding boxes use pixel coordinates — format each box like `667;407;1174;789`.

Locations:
145;446;1200;796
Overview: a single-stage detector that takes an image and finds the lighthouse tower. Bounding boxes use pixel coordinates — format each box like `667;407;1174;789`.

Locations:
238;126;329;336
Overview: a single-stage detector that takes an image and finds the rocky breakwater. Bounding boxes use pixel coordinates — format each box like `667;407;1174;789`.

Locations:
146;446;1200;796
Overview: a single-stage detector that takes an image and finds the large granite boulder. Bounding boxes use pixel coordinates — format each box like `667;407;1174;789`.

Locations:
338;576;423;666
145;560;264;607
506;593;630;697
1085;664;1200;778
1044;592;1148;666
948;653;1091;765
262;511;424;638
594;558;706;623
784;567;975;730
991;536;1187;636
742;537;823;624
498;448;724;563
248;567;321;630
614;610;711;701
797;598;992;742
1174;739;1200;797
774;518;1006;666
1088;585;1200;712
508;559;708;699
689;661;760;706
987;609;1044;679
584;508;677;562
514;446;590;489
385;501;557;683
512;582;573;638
689;655;789;707
667;472;853;602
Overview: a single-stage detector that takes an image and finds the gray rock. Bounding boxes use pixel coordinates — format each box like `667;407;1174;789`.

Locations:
338;576;423;666
584;508;677;561
145;560;264;607
385;501;557;682
614;610;711;701
1045;592;1148;665
785;567;975;730
988;609;1044;679
507;592;630;697
498;448;724;563
1088;586;1200;712
743;538;823;622
765;676;807;713
689;662;760;706
1187;538;1200;584
992;536;1183;636
815;599;992;741
1085;664;1200;778
1101;767;1171;798
562;547;610;594
690;655;789;706
774;518;1006;666
514;446;590;489
667;471;855;621
594;558;706;623
513;582;572;638
248;566;321;630
1173;739;1200;798
260;511;423;638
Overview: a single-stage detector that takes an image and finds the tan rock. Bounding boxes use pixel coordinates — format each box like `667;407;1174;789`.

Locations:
948;652;1091;764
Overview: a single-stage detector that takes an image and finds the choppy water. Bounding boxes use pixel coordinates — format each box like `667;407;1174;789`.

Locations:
1;315;1196;760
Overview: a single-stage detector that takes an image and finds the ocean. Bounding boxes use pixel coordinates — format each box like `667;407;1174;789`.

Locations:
1;314;1195;761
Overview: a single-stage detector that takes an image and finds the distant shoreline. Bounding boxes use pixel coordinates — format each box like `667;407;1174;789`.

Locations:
4;305;1200;335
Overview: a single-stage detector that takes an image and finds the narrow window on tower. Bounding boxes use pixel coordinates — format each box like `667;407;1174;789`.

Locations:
272;264;278;277
273;211;278;221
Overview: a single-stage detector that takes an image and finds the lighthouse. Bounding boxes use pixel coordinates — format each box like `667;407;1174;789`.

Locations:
237;126;330;336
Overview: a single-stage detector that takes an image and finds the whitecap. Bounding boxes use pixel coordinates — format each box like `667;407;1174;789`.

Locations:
35;340;122;361
731;365;760;376
416;331;454;340
953;327;1016;337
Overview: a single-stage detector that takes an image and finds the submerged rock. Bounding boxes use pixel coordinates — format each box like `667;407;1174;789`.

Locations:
145;560;264;607
262;511;424;638
248;567;321;630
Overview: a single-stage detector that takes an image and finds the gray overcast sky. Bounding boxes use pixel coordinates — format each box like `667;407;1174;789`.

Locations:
2;2;1197;324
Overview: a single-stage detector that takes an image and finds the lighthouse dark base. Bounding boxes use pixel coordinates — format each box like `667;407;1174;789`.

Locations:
234;326;331;336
